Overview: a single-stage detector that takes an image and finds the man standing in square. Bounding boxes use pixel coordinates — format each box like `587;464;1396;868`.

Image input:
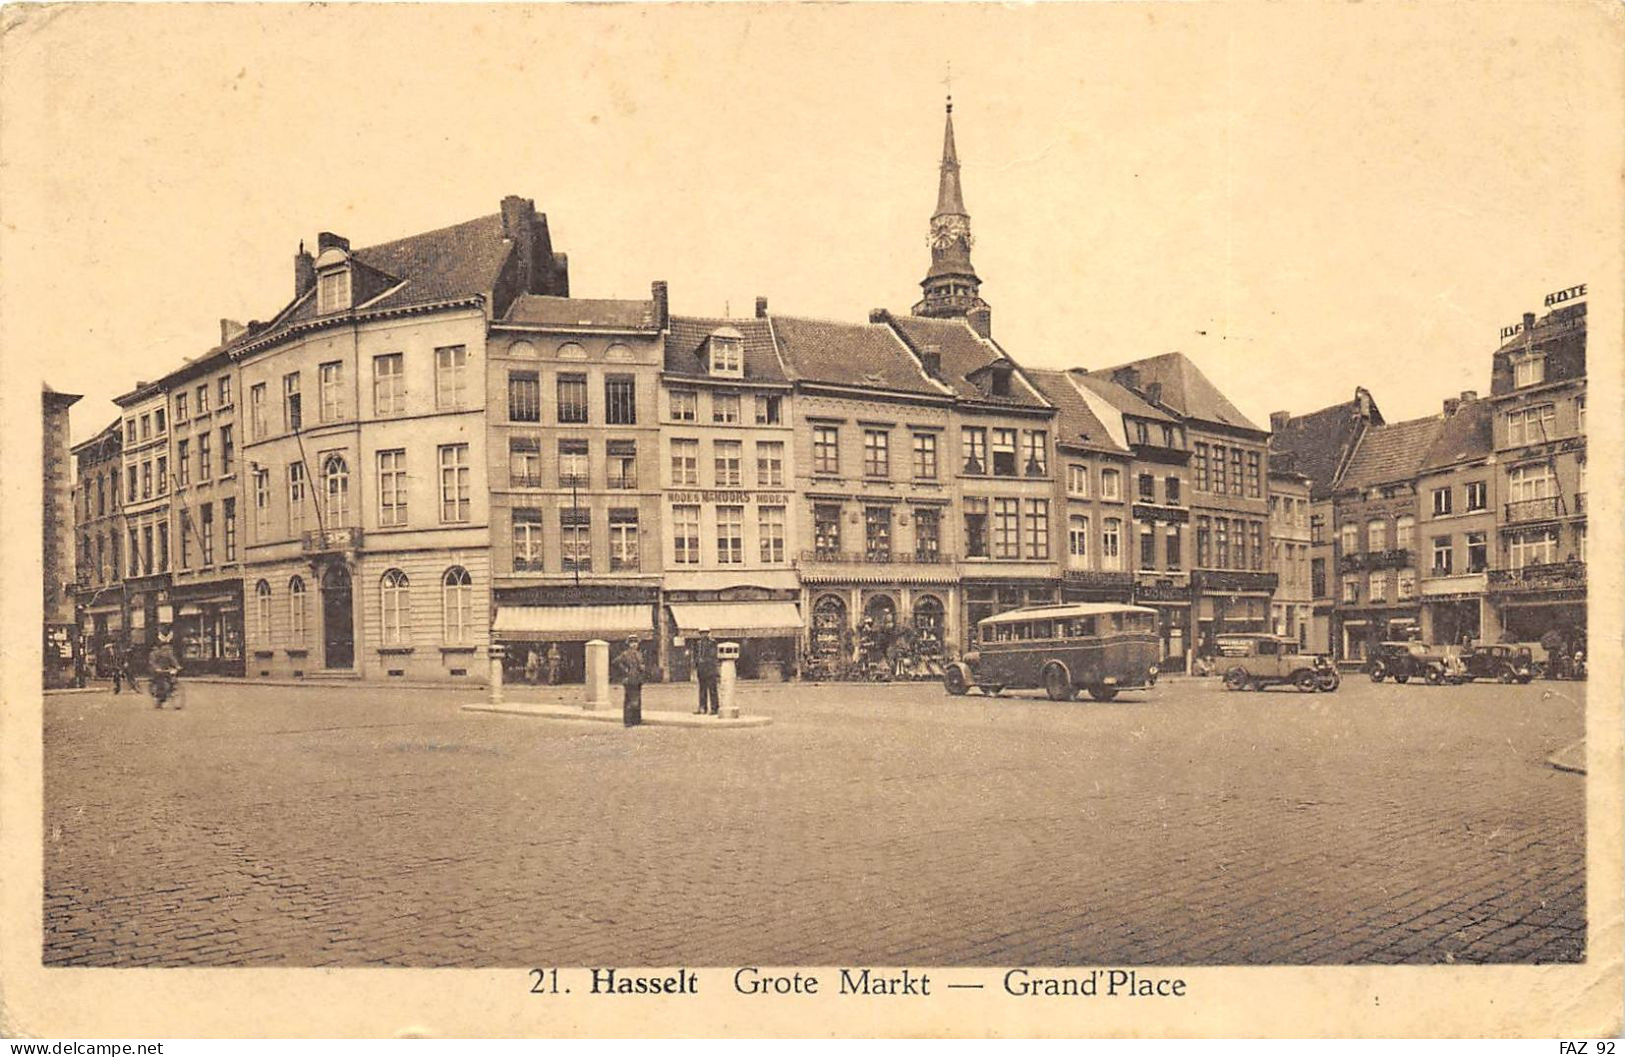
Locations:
690;627;719;715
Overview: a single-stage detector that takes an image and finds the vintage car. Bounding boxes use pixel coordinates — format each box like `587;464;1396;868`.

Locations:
1453;643;1535;684
943;603;1161;702
1216;634;1341;692
1367;640;1450;685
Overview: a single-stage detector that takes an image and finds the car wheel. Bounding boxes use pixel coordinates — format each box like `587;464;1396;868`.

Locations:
1497;666;1514;685
1369;664;1387;683
1425;666;1445;686
1087;685;1118;702
1223;667;1250;692
1394;672;1410;684
944;665;969;696
1317;670;1342;692
1519;672;1533;685
1043;664;1076;702
1294;670;1319;693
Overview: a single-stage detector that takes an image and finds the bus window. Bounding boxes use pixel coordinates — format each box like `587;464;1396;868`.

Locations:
1109;613;1124;633
1031;620;1054;640
1257;638;1278;655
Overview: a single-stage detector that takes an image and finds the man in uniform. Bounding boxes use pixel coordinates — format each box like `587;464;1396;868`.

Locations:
613;635;647;727
690;628;720;716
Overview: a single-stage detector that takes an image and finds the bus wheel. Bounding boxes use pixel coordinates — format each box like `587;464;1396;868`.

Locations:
944;665;970;696
1223;667;1251;692
1043;664;1076;702
1087;685;1118;702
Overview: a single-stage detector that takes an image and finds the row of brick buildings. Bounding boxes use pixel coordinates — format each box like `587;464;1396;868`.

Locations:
66;103;1586;684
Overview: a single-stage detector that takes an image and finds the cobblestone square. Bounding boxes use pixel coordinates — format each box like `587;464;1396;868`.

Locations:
43;676;1585;967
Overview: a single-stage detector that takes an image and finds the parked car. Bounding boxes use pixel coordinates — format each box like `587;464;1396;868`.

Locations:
1453;643;1535;684
1367;641;1450;685
1217;634;1341;693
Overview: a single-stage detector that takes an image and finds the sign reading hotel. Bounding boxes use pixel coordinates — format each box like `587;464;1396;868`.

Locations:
668;490;791;504
1543;283;1586;307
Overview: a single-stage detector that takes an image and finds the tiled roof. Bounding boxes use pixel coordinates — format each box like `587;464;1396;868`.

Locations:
663;316;788;383
1339;414;1446;492
1095;351;1262;432
886;314;1046;406
1270;394;1382;500
1420;399;1493;471
504;295;656;330
770;315;943;395
1068;370;1179;423
1024;369;1131;455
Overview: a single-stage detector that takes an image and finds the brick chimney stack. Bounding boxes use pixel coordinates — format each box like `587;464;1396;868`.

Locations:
316;231;350;253
1270;410;1291;433
755;296;769;319
1443;397;1460;416
1112;366;1141;392
294;241;316;299
651;281;669;331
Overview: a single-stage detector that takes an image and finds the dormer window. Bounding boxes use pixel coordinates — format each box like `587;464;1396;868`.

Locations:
1513;353;1546;388
988;362;1013;398
707;327;745;378
317;269;352;314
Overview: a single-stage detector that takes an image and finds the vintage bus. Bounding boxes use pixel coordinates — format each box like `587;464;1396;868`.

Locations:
943;603;1161;701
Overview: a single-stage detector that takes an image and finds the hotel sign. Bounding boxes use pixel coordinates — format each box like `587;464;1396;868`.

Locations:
669;491;790;504
1544;283;1586;308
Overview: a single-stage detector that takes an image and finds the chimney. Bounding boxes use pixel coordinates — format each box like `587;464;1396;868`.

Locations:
651;281;669;331
967;305;992;339
501;195;538;293
920;344;942;379
1270;410;1291;433
1144;381;1163;406
1460;389;1477;403
220;319;247;345
1355;386;1373;418
294;242;316;299
755;296;769;319
1112;366;1141;392
316;231;349;253
869;308;891;324
1443;397;1460;417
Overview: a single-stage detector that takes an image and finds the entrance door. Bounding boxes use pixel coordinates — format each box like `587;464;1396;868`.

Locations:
321;564;354;669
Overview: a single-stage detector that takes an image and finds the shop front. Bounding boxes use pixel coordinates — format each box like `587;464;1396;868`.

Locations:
1191;570;1278;658
1335;606;1422;662
962;578;1059;648
171;580;245;677
78;600;124;676
491;585;660;685
1488;562;1586;646
667;593;802;681
121;575;172;673
1133;578;1192;669
1420;573;1488;646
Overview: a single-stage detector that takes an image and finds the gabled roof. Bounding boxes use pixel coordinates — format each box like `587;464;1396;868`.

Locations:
770;315;944;395
663;316;788;383
1094;351;1263;432
1338;414;1447;492
1068;370;1180;423
1024;369;1131;456
1269;391;1384;500
504;295;657;331
884;314;1046;406
1420;399;1494;473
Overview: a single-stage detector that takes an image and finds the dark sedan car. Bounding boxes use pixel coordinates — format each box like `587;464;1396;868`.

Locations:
1453;643;1535;684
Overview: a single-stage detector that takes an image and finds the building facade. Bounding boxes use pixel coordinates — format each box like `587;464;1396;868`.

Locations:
70;418;125;669
1416;394;1498;647
44;384;83;687
113;381;173;672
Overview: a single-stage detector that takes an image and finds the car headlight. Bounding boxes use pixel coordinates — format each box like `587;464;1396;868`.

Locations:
1148;665;1159;677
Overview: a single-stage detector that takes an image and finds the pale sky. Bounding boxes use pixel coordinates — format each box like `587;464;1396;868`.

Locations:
3;3;1619;445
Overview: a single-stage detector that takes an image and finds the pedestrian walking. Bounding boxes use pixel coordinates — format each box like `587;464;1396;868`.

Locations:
524;648;540;686
689;628;720;715
544;642;561;686
614;635;647;727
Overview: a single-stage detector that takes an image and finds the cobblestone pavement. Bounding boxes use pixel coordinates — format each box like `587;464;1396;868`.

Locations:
43;675;1585;967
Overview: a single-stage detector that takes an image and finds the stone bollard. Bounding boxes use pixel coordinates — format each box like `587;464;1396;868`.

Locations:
717;641;741;719
488;644;505;705
584;639;609;711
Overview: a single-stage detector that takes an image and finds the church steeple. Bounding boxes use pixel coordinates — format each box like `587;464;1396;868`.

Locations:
913;95;986;321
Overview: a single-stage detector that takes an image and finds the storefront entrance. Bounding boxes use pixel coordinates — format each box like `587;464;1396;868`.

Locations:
322;564;354;670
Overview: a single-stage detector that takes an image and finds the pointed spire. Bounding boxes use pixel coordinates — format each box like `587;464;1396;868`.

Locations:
934;98;966;218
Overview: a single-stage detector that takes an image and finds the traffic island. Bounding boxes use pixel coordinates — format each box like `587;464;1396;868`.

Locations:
462;702;771;729
1546;738;1585;774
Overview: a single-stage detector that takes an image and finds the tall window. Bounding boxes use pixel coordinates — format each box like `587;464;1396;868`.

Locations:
435;346;469;409
320;454;349;526
1340;521;1359;555
1507;404;1555;445
1023;431;1048;477
1508;527;1557;570
910;433;938;481
992;499;1020;559
607;440;637;489
708;336;743;375
373;354;405;416
672;505;700;565
609;511;639;571
754;395;782;424
317;269;351;314
140;414;150;441
175;392;189;424
380;569;411;645
377;450;407;526
864;506;892;561
1166;525;1182;569
713;440;742;487
1432;536;1453;574
508;370;541;422
1166;476;1182;505
283;372;302;432
199;503;214;566
1368;571;1387;603
218;375;232;407
222;498;236;562
561;510;591;572
442;567;472;644
319;361;343;422
197;432;211;481
141;460;152;498
196;383;208;415
513;509;543;571
1212;445;1228;494
1466;531;1488;573
250;383;267;438
963;497;988;558
555;373;588;423
255;580;272;642
670;438;699;485
156;456;168;494
961;427;987;474
288;576;307;643
759;506;786;563
1229;448;1244;496
1067;464;1089;497
1395;515;1415;550
1193;443;1209;491
863;430;890;478
1513;355;1546;388
1367;518;1387;552
219;425;234;476
813;425;840;474
439;444;470;522
814;503;842;557
755;441;784;487
712;392;741;424
1139;522;1157;569
1216;518;1230;567
1138;473;1156;501
604;375;636;425
1465;481;1488;512
715;506;744;564
1342;576;1360;604
1507;463;1555;502
509;435;541;487
1100;468;1121;501
914;508;940;560
1248;521;1264;570
669;389;697;422
1068;515;1089;562
1025;500;1050;559
1431;487;1453;516
1101;518;1122;570
990;429;1018;477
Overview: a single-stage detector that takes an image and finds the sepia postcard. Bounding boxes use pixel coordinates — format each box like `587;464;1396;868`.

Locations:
1;1;1621;1040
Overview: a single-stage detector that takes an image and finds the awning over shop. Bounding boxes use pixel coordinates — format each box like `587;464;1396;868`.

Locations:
492;604;652;640
667;602;803;639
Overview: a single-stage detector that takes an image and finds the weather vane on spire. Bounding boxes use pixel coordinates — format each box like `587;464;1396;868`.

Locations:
943;60;954;112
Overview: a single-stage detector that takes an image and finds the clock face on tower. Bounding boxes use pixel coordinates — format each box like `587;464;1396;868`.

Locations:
929;215;972;251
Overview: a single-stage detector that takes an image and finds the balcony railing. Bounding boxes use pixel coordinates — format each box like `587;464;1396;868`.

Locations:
1505;496;1565;523
1487;561;1586;595
509;473;543;489
606;474;638;490
798;550;957;565
302;526;363;553
1340;548;1411;573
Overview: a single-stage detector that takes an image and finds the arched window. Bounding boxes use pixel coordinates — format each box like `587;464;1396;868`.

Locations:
322;454;350;526
380;568;410;645
604;342;633;362
442;566;472;644
811;594;848;659
288;575;307;643
508;339;537;359
556;341;587;361
254;579;272;642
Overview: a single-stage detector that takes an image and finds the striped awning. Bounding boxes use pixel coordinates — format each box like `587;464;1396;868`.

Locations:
491;604;651;639
667;602;803;639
